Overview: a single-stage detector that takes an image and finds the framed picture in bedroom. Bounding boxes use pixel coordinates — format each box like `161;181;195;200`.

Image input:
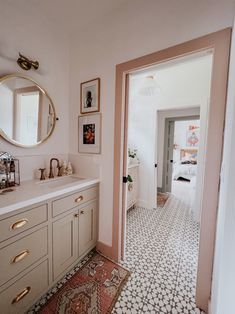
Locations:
80;78;100;114
186;125;200;147
78;113;101;154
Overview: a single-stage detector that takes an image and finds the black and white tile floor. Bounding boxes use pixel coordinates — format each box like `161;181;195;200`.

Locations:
29;195;204;314
112;195;205;314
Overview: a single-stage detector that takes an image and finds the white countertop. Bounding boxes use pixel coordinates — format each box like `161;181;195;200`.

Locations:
0;175;99;216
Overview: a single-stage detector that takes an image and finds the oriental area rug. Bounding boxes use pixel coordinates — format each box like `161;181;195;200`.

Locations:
157;192;169;207
38;252;130;314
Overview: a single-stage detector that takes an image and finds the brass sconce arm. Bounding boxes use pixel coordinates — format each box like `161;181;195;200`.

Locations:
17;53;39;71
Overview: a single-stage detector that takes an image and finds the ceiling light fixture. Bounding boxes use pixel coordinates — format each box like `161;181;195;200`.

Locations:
139;75;161;97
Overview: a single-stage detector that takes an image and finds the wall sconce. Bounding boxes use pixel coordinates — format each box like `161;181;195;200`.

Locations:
17;53;39;71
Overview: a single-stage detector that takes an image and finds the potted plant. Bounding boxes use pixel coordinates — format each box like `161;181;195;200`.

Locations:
128;148;138;165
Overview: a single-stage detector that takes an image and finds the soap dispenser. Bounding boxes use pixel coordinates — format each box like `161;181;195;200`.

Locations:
66;162;73;175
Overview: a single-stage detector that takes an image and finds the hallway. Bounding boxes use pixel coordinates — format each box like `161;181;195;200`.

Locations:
112;197;204;313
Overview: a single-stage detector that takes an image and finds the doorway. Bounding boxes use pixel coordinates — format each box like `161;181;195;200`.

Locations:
161;115;201;208
123;53;210;312
112;29;231;312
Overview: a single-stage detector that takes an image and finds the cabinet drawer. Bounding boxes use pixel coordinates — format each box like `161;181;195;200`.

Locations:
0;260;48;314
52;186;98;217
0;204;48;243
0;227;48;287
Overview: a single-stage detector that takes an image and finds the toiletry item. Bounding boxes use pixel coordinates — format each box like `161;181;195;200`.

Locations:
10;160;15;172
66;162;73;175
61;160;67;176
1;178;6;189
0;178;6;189
0;160;5;173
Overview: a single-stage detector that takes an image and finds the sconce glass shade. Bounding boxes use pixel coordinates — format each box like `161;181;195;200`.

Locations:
139;75;161;97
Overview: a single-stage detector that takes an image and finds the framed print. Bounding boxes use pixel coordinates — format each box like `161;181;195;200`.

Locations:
80;78;100;114
78;113;101;154
186;125;200;147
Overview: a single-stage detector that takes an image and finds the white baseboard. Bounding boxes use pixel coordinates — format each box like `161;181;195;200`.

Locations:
137;199;152;209
208;298;211;314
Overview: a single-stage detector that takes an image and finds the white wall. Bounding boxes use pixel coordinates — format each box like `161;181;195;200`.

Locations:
69;0;235;246
210;22;235;314
0;3;70;181
173;119;200;164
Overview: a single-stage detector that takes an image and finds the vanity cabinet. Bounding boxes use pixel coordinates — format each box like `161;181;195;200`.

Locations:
0;204;48;242
53;200;98;279
0;260;49;314
52;211;78;280
78;201;97;257
0;183;99;314
0;227;48;287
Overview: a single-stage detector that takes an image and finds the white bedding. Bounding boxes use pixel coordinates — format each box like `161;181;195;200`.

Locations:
173;163;197;181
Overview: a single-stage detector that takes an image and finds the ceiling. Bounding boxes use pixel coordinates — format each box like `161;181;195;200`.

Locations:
0;0;127;36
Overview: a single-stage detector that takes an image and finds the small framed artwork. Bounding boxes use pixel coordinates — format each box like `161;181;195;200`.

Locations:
80;78;100;114
186;125;200;147
78;113;101;154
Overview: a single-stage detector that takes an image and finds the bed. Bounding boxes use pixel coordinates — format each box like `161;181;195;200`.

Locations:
173;149;198;182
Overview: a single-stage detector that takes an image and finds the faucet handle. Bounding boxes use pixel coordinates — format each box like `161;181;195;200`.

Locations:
39;168;46;181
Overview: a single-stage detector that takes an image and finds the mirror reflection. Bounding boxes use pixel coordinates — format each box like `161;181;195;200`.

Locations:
0;75;55;147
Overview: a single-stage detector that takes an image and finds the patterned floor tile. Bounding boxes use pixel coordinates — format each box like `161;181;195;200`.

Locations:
29;194;204;314
112;196;205;314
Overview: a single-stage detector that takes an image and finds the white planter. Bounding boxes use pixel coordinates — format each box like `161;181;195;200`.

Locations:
129;156;139;165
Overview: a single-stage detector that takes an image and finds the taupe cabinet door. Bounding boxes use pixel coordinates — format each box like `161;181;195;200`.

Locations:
52;212;78;279
79;201;97;257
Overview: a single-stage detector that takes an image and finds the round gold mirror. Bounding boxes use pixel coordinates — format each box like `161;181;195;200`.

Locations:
0;74;56;147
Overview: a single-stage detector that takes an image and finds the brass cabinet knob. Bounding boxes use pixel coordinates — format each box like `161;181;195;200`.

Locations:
75;196;83;203
80;210;84;215
11;249;30;264
10;219;29;230
74;213;79;218
12;286;31;304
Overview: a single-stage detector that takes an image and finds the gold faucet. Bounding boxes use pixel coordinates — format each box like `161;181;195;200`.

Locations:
49;158;62;178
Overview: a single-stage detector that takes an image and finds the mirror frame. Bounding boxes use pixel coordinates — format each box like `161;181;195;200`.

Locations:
0;73;56;148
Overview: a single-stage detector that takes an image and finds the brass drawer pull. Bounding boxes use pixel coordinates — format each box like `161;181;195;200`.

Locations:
11;286;31;304
11;249;30;264
74;213;79;218
75;196;83;203
10;219;29;231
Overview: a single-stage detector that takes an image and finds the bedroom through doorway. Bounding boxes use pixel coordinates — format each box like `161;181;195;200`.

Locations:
161;116;200;209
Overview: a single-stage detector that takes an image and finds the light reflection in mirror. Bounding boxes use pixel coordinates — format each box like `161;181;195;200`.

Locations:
0;75;55;147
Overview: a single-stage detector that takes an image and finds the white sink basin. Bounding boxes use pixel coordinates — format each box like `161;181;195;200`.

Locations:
37;176;85;188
